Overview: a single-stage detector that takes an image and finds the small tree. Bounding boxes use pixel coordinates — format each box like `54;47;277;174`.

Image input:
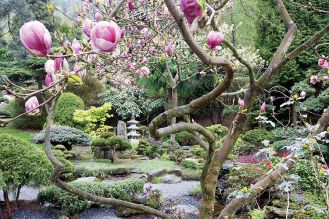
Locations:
0;134;52;218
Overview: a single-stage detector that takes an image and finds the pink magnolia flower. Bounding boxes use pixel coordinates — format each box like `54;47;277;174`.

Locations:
95;12;103;22
166;41;175;56
72;38;82;55
128;62;137;70
260;102;266;113
319;131;327;138
90;21;122;53
45;74;53;87
54;56;62;72
270;96;274;104
124;79;131;86
207;31;224;50
82;18;93;37
44;60;55;75
20;21;52;56
238;98;245;110
310;75;318;85
73;63;87;78
323;76;329;81
25;96;40;114
300;91;306;98
140;66;150;77
62;58;69;72
318;58;329;71
128;1;135;10
133;85;139;90
179;0;203;24
141;57;148;64
148;46;155;54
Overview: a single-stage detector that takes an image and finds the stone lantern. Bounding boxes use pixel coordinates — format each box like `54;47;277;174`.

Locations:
127;118;141;142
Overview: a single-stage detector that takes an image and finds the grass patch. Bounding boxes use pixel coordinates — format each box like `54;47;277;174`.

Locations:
0;128;43;148
73;159;177;177
181;168;202;180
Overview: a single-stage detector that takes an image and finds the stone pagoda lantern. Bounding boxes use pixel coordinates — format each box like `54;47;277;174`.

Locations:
127;117;141;142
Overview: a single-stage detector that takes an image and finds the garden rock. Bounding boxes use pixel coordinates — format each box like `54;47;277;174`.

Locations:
266;206;295;218
147;168;166;180
184;158;199;164
115;206;142;217
74;177;97;182
168;168;182;176
160;174;182;184
175;204;199;218
131;173;148;182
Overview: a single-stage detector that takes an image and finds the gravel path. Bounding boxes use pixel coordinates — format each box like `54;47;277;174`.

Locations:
145;181;200;198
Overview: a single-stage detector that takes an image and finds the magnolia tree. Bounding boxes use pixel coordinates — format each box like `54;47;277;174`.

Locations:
1;0;329;218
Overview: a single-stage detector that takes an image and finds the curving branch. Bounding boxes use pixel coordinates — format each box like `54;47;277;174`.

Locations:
43;98;170;219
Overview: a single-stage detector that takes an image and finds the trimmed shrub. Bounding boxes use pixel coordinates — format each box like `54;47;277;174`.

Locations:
32;125;92;150
206;124;228;138
106;136;132;151
137;139;150;155
99;131;115;139
54;92;84;128
189;145;207;158
181;160;199;169
91;138;107;147
175;131;198;146
241;129;275;146
38;179;144;215
4;98;46;129
66;77;105;107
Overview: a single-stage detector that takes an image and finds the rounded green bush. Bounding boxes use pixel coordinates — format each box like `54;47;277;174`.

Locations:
105;136;132;151
175;131;198;146
181;160;199;169
241;129;275;146
91;138;107;147
54;92;84;128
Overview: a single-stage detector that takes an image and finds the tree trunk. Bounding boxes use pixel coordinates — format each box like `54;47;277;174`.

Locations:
170;87;178;140
15;184;23;203
291;103;297;127
3;190;12;219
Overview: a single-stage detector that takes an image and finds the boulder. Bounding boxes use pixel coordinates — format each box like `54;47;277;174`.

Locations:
160;174;182;184
168;168;183;176
147;168;166;181
115;206;142;217
266;206;295;218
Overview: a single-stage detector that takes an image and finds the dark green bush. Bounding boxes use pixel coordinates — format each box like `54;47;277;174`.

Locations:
99;131;115;139
91;138;107;147
145;145;165;158
175;131;198;146
5;98;46;129
241;129;275;146
271;127;308;141
137;139;151;155
271;139;295;152
181;160;199;170
65;77;105;107
32;125;92;150
38;179;144;215
54;92;84;128
106;136;132;151
290;159;320;192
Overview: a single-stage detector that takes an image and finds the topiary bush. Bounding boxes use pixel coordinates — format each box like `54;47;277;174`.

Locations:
106;136;132;151
32;125;92;150
206;124;228;138
54;92;84;128
241;129;275;146
137;139;151;155
175;131;198;146
189;145;207;158
38;179;144;215
181;160;199;169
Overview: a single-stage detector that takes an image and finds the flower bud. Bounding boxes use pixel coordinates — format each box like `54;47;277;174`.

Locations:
72;38;82;55
260;102;266;113
207;31;224;50
25;96;40;114
44;60;55;75
95;12;103;22
310;75;317;85
20;21;52;56
82;18;93;37
166;41;175;56
318;58;329;71
179;0;203;24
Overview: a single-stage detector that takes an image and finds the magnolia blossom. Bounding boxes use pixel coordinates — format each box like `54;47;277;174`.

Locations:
179;0;203;24
128;62;137;70
260;102;266;113
95;12;103;22
54;56;62;72
90;21;122;53
62;58;69;72
82;18;93;37
166;41;175;56
300;91;306;98
207;31;224;50
72;38;82;55
25;96;40;114
238;98;245;110
323;76;329;81
318;58;329;71
20;21;52;56
141;57;148;64
73;63;87;78
44;60;55;75
140;66;150;77
133;85;139;90
128;1;135;10
45;74;53;87
124;79;131;86
310;75;317;85
270;96;274;104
